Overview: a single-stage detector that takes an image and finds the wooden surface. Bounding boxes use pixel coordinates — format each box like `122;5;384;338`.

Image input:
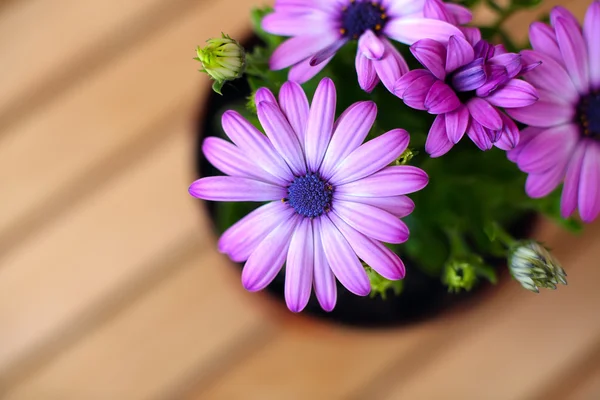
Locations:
0;0;598;399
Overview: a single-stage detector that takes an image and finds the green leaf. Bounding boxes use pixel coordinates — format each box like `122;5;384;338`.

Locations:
473;263;498;284
484;222;498;242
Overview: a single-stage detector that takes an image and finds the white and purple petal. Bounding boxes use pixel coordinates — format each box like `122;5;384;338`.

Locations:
424;80;461;114
336;165;429;197
410;38;447;80
450;57;486;92
319;216;371;296
221;110;292;181
285;218;314;312
359;30;386;60
561;140;586;219
485;79;539;108
270;34;339;70
278;81;310;145
400;71;437;110
445;105;469;144
257;101;306;175
584;0;600;89
219;201;294;262
467;120;493;151
241;214;300;292
529;22;563;65
202;137;287;186
373;39;410;93
312;218;337;311
426;113;454;157
515;123;578;174
334;194;415;218
189;176;287;201
385;17;464;45
329;212;406;280
467;98;502;131
333;200;410;244
329;128;410;185
445;35;474;74
305;77;336;171
554;15;590;93
506;89;575;127
578;141;600;222
356;52;380;92
320;101;377;179
289;54;334;83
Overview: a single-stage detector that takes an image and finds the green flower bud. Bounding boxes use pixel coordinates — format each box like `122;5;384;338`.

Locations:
364;265;403;299
442;260;478;293
395;148;418;165
508;241;567;293
246;90;258;114
195;33;246;95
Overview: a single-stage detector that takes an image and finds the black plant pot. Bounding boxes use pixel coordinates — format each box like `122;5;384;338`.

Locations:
193;36;534;329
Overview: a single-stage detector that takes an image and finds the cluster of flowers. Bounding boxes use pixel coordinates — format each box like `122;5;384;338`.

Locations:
191;0;599;312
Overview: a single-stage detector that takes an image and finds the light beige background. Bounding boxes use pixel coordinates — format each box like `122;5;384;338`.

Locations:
0;0;598;398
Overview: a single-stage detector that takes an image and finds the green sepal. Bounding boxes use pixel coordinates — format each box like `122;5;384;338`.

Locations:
212;80;225;95
364;264;404;299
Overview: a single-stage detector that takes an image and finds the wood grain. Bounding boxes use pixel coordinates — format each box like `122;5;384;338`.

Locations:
1;0;599;398
0;0;199;123
2;247;272;400
0;122;202;381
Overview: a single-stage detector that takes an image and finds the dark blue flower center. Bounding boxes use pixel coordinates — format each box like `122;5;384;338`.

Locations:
286;173;333;218
340;0;387;39
578;91;600;138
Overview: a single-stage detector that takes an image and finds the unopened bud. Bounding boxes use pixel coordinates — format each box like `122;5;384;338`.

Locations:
443;260;478;293
508;241;567;293
195;33;246;94
364;265;403;299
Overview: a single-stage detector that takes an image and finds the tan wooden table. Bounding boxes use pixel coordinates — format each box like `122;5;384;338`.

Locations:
0;0;598;398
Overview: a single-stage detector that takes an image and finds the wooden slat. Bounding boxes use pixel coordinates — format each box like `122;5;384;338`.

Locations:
0;122;203;380
2;247;271;399
193;321;441;400
0;0;255;251
0;0;189;120
531;339;600;400
378;221;600;400
567;369;600;400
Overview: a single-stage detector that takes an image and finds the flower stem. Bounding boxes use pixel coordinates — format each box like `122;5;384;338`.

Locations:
446;228;470;258
491;222;517;248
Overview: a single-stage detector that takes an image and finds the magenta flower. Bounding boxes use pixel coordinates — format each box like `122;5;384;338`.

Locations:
263;0;465;92
394;36;539;157
506;3;600;222
189;78;429;312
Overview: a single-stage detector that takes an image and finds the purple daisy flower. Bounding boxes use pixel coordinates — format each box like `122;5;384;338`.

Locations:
189;78;429;312
394;36;539;157
506;3;600;222
262;0;465;92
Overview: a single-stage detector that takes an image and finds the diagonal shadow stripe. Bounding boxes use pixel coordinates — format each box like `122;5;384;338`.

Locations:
0;99;196;263
530;337;600;400
157;326;278;400
0;0;208;139
0;231;205;395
